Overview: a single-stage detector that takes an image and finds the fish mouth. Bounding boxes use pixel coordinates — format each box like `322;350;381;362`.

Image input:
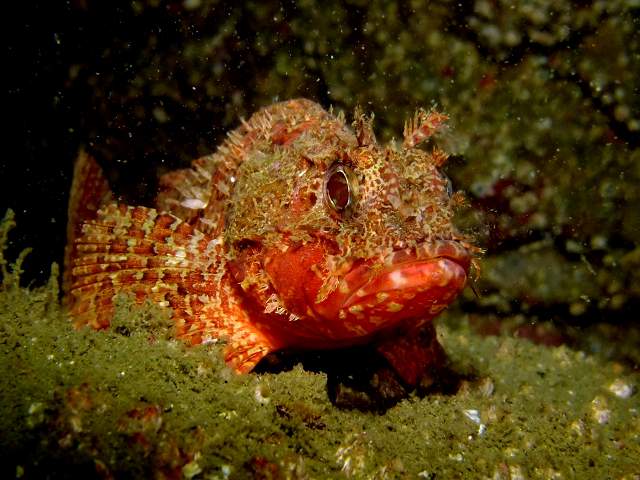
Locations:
342;239;470;306
313;239;471;332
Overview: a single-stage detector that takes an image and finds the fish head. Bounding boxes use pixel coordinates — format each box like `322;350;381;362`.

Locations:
225;102;475;342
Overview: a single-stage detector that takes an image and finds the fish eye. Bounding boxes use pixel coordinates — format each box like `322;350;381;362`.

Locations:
324;162;354;213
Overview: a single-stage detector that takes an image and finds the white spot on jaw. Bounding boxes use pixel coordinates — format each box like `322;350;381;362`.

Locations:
376;292;389;303
386;302;404;312
389;270;408;288
436;260;455;287
349;305;364;314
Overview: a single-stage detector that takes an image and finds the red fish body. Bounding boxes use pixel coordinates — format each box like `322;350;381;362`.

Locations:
65;99;476;385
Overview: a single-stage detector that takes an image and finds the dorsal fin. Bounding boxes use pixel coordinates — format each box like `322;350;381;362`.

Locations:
64;150;113;296
353;105;376;147
155;99;332;237
402;108;448;149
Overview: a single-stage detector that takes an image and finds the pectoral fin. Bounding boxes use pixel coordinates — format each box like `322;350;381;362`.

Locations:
67;203;276;373
375;322;446;386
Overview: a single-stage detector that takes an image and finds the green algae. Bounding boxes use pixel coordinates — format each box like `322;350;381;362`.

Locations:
1;212;638;478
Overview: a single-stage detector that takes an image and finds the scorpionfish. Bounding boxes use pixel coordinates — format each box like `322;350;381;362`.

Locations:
64;99;477;385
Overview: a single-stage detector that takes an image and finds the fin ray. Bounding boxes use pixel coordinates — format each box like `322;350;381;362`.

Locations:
67;203;276;371
64;151;113;295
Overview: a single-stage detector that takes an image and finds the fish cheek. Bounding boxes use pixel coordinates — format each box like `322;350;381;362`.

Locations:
263;242;329;319
227;241;264;288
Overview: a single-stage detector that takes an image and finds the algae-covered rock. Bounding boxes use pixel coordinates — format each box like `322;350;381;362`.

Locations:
2;282;639;478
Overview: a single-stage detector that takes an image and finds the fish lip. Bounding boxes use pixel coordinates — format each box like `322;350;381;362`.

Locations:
383;239;471;272
339;239;471;309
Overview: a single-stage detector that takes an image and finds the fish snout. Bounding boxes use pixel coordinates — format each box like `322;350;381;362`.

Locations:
314;240;470;334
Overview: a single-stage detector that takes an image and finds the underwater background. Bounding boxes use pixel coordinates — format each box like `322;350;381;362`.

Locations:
3;0;639;478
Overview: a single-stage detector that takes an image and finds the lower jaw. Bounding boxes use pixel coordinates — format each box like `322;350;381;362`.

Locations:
296;258;468;341
344;257;468;309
